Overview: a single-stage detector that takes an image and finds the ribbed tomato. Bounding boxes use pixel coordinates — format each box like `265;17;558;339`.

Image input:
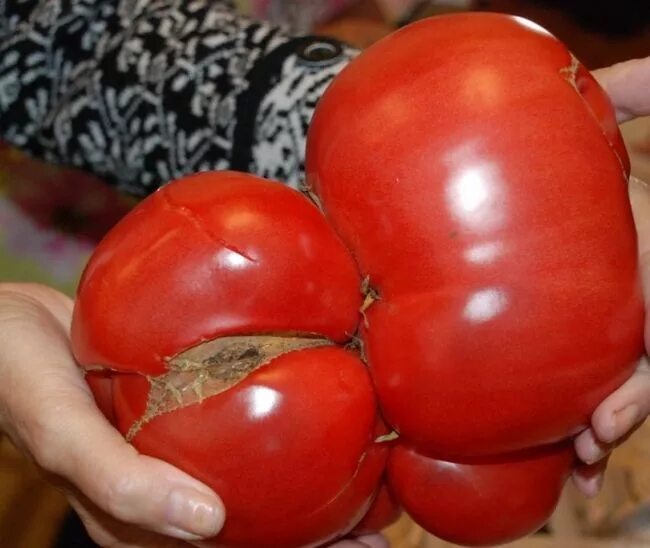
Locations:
73;12;644;548
306;12;643;545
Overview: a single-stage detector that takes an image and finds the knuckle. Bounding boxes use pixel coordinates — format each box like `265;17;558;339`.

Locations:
24;400;83;474
28;415;64;472
103;472;140;519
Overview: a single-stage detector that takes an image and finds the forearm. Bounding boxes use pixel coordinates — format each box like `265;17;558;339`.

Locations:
0;0;356;195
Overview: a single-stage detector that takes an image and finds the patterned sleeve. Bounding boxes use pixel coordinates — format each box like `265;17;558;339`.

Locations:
0;0;357;196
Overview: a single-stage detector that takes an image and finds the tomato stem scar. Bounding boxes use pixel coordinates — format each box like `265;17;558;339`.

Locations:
375;431;399;443
360;276;380;328
299;179;324;211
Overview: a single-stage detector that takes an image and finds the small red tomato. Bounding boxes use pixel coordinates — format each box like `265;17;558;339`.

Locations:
388;443;576;546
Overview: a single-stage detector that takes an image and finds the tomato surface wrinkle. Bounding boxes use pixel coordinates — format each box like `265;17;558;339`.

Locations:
559;52;629;180
305;450;372;519
361;264;639;305
159;188;256;263
286;444;382;547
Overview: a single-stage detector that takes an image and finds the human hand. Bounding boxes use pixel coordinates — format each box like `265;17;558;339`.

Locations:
573;56;650;496
0;283;225;547
593;56;650;124
331;535;389;547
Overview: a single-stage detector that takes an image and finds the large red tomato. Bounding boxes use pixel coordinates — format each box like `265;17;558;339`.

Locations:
72;172;391;546
307;11;642;458
306;11;644;544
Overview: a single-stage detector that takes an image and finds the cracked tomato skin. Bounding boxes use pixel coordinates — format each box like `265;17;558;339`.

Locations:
72;172;389;546
306;12;644;456
113;348;385;547
388;442;575;546
72;172;362;376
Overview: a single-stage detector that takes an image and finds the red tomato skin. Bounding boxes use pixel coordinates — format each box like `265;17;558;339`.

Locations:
351;482;401;535
110;347;386;547
388;442;575;546
351;418;402;534
363;283;642;457
571;60;629;174
71;172;362;376
84;371;117;427
306;13;644;455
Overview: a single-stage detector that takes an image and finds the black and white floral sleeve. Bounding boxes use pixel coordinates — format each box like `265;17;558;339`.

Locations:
0;0;356;196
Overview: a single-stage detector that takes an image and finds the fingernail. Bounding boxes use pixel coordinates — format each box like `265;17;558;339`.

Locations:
579;433;603;465
166;487;224;539
580;472;604;498
613;404;640;439
356;535;390;548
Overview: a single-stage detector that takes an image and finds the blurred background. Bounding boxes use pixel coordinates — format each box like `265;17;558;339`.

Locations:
0;1;648;546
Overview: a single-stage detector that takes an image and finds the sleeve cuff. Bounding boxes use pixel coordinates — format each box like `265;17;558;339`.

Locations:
231;36;358;187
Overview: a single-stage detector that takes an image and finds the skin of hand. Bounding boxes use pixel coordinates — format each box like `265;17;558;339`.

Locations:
0;282;387;547
572;56;650;496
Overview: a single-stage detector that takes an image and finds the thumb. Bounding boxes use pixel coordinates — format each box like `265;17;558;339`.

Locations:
0;287;226;542
42;395;225;542
629;176;650;306
593;56;650;123
0;285;225;541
